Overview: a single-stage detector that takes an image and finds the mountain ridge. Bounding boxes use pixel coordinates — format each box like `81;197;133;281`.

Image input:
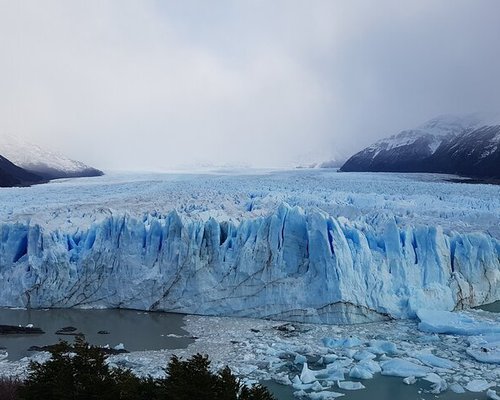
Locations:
0;135;103;180
340;114;500;179
0;154;44;187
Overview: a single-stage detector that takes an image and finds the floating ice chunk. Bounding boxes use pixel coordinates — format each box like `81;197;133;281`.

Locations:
344;349;357;358
311;381;324;391
413;351;458;369
470;334;500;347
323;354;338;364
353;350;376;361
359;359;381;373
465;379;494;392
322;367;345;381
306;391;345;399
300;362;317;384
466;348;500;364
367;340;398;355
349;365;372;380
328;359;353;369
316;361;349;381
449;383;466;393
337;380;365;390
417;309;500;336
272;373;292;386
295;354;307;364
381;359;432;378
423;373;447;393
467;334;500;364
323;337;363;349
403;376;416;385
487;389;500;400
26;324;33;328
417;334;440;344
348;359;381;380
113;343;125;351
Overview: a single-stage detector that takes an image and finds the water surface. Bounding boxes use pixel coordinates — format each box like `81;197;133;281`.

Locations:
264;376;491;400
0;308;192;360
477;300;500;313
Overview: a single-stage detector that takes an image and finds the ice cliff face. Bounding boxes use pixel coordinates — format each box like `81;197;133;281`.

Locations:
1;204;498;324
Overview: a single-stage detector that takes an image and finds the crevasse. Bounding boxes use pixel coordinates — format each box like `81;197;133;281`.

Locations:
0;203;498;324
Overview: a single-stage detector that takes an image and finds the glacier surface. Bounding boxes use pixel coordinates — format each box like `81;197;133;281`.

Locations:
0;170;499;323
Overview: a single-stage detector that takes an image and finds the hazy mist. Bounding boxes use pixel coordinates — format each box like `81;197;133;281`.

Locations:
1;0;500;170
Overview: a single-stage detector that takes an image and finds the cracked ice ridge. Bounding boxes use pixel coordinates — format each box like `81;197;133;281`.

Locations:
0;201;498;323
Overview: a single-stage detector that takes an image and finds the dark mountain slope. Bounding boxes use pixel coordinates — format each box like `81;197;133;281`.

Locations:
341;116;500;179
0;135;103;180
428;125;500;178
0;155;44;187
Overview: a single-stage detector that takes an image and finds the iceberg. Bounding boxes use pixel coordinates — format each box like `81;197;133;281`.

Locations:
380;359;432;378
0;201;499;324
417;309;500;335
465;379;495;392
413;351;458;369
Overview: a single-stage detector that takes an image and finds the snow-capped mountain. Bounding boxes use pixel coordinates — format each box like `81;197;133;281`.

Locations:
0;154;43;187
0;135;103;180
341;114;500;179
428;125;500;178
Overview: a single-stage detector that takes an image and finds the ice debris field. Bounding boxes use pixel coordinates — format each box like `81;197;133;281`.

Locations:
0;169;499;397
1;309;499;399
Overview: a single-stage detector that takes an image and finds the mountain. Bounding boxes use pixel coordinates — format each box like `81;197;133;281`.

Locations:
0;135;103;180
428;125;500;178
340;115;500;179
0;154;44;187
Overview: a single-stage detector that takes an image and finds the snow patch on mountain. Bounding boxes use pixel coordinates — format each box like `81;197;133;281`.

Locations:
341;113;500;178
370;114;484;158
0;134;103;179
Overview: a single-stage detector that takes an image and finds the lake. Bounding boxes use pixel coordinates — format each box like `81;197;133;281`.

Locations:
477;300;500;313
0;307;497;399
265;301;500;400
0;308;193;360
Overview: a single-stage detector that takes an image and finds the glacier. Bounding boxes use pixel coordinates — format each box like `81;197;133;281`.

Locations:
1;200;498;324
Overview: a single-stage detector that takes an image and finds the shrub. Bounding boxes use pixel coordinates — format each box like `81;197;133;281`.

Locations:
0;377;22;400
17;339;275;400
162;354;275;400
20;338;122;400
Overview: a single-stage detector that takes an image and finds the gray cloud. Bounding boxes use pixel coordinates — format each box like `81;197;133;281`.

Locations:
1;0;499;170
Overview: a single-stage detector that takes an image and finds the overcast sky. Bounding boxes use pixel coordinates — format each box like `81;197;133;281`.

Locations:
1;0;499;170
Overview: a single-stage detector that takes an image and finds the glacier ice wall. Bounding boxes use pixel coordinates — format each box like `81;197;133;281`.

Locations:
0;204;498;324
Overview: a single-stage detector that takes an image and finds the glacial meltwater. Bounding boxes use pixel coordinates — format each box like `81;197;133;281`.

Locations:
0;308;193;360
0;308;499;399
478;301;500;313
265;376;494;400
